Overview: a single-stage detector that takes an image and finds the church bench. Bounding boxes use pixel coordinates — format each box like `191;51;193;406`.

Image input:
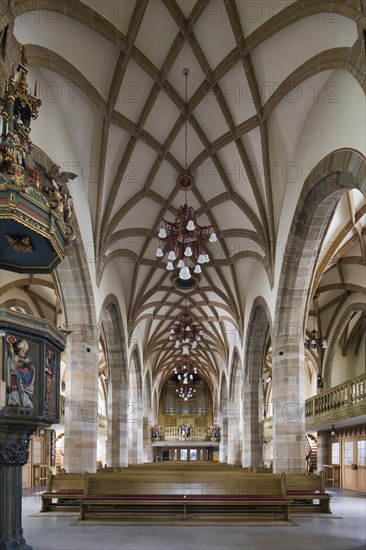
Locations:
120;465;272;474
91;471;271;485
79;472;290;521
114;465;272;476
41;471;86;512
117;464;223;471
98;467;124;473
284;471;331;513
40;467;278;513
125;465;251;469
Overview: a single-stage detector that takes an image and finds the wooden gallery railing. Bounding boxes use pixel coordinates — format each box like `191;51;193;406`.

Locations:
60;375;365;436
158;426;211;440
305;374;366;424
264;375;365;434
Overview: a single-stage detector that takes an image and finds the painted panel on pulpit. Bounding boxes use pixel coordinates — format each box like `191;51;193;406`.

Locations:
45;347;57;418
5;334;39;409
0;310;64;426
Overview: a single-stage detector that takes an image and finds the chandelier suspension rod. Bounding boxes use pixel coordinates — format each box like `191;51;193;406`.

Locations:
184;68;188;172
155;67;217;280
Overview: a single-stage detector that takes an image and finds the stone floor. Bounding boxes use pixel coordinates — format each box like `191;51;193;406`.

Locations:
21;489;365;550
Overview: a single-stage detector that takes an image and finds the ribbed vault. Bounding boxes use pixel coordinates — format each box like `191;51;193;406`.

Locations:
6;0;365;393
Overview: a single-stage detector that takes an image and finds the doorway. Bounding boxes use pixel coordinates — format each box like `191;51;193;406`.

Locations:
342;437;366;491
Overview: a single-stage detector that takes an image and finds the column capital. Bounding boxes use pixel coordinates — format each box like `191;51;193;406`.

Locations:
0;429;31;466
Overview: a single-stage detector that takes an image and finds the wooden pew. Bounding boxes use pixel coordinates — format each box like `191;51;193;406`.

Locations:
41;471;86;512
98;466;124;473
113;464;271;474
284;471;331;513
40;465;275;514
79;472;290;521
93;470;270;485
116;464;222;470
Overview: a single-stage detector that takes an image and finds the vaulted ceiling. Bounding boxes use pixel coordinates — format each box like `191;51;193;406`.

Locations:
4;0;365;390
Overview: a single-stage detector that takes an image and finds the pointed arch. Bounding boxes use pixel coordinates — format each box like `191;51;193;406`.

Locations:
219;372;228;415
219;372;229;463
276;149;365;344
99;294;128;467
227;348;242;464
128;345;143;464
244;297;272;382
56;229;98;472
143;370;152;414
273;148;366;473
152;388;159;424
323;301;366;388
129;345;143;401
142;369;153;462
243;296;272;467
229;347;242;402
99;294;128;385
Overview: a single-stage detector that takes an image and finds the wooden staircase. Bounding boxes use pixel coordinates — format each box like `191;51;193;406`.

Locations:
305;433;318;472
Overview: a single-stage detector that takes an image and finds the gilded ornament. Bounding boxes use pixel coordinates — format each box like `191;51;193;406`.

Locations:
5;234;33;253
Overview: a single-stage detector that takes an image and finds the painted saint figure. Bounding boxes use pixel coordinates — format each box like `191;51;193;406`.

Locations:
45;348;56;415
211;425;219;440
6;336;35;408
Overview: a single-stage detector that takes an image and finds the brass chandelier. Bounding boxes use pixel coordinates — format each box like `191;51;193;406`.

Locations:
155;69;217;281
173;360;198;400
304;294;327;351
304;329;327;351
169;311;203;355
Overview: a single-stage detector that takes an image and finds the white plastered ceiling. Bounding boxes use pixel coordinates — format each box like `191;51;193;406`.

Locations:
6;0;365;390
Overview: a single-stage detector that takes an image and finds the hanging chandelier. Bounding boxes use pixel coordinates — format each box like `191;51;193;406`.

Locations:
173;360;198;400
169;311;203;355
176;384;196;400
304;329;327;351
155;69;217;281
304;293;327;351
173;360;198;379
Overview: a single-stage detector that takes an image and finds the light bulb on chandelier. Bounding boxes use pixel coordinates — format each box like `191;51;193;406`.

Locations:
180;265;191;280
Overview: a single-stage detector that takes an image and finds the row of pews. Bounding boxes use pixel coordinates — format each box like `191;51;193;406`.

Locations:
41;463;331;521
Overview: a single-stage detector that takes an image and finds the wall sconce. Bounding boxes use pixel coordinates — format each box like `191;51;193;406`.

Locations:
330;425;336;437
317;374;324;388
